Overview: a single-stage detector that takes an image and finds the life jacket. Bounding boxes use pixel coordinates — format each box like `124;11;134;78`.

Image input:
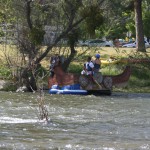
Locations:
85;61;94;71
94;63;100;70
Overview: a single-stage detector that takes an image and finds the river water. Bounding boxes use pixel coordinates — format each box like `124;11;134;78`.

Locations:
0;91;150;150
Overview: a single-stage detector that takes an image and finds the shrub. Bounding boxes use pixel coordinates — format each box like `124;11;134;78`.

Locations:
67;63;83;73
0;66;11;79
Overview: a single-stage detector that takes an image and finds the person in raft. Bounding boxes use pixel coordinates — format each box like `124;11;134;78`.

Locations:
81;56;94;75
93;54;101;73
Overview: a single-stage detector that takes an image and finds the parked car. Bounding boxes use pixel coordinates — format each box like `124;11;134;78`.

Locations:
81;39;114;47
117;39;129;47
76;40;84;46
122;41;150;48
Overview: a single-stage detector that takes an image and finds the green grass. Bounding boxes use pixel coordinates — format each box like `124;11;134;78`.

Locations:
0;65;12;79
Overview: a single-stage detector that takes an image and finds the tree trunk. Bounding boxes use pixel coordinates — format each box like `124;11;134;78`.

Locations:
21;67;37;92
134;0;146;52
62;44;77;72
61;31;78;71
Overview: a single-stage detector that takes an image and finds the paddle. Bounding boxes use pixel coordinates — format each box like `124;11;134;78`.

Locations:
89;74;102;89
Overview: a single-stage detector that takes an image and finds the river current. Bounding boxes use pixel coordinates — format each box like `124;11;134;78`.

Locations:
0;91;150;150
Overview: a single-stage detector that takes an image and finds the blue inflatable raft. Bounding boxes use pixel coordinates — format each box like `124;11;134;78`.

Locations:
49;84;88;95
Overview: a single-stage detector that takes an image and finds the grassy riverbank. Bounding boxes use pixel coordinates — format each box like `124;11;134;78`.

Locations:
0;44;150;93
113;65;150;93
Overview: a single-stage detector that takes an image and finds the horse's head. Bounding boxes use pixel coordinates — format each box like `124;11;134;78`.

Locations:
50;55;61;69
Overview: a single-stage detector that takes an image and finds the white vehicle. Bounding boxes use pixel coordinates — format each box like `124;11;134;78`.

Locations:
81;39;114;47
122;41;150;48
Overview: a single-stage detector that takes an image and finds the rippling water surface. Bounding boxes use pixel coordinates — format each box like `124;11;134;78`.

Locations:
0;91;150;150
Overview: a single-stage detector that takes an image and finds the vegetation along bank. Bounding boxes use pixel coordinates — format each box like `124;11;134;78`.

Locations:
0;45;150;93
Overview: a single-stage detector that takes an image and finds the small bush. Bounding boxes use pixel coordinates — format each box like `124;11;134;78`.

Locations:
2;81;17;91
68;63;83;73
36;66;48;78
0;66;11;79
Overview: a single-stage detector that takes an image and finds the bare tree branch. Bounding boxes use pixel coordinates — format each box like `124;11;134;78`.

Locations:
35;17;85;64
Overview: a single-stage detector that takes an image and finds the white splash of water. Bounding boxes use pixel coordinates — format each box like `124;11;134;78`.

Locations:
0;117;40;124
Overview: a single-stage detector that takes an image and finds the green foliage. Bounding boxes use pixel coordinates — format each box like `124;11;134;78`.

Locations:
67;63;83;73
133;67;149;79
0;66;11;79
23;65;48;79
81;5;104;37
143;11;150;37
106;24;127;39
0;30;4;37
29;27;45;45
36;65;47;78
2;82;17;91
101;64;126;75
